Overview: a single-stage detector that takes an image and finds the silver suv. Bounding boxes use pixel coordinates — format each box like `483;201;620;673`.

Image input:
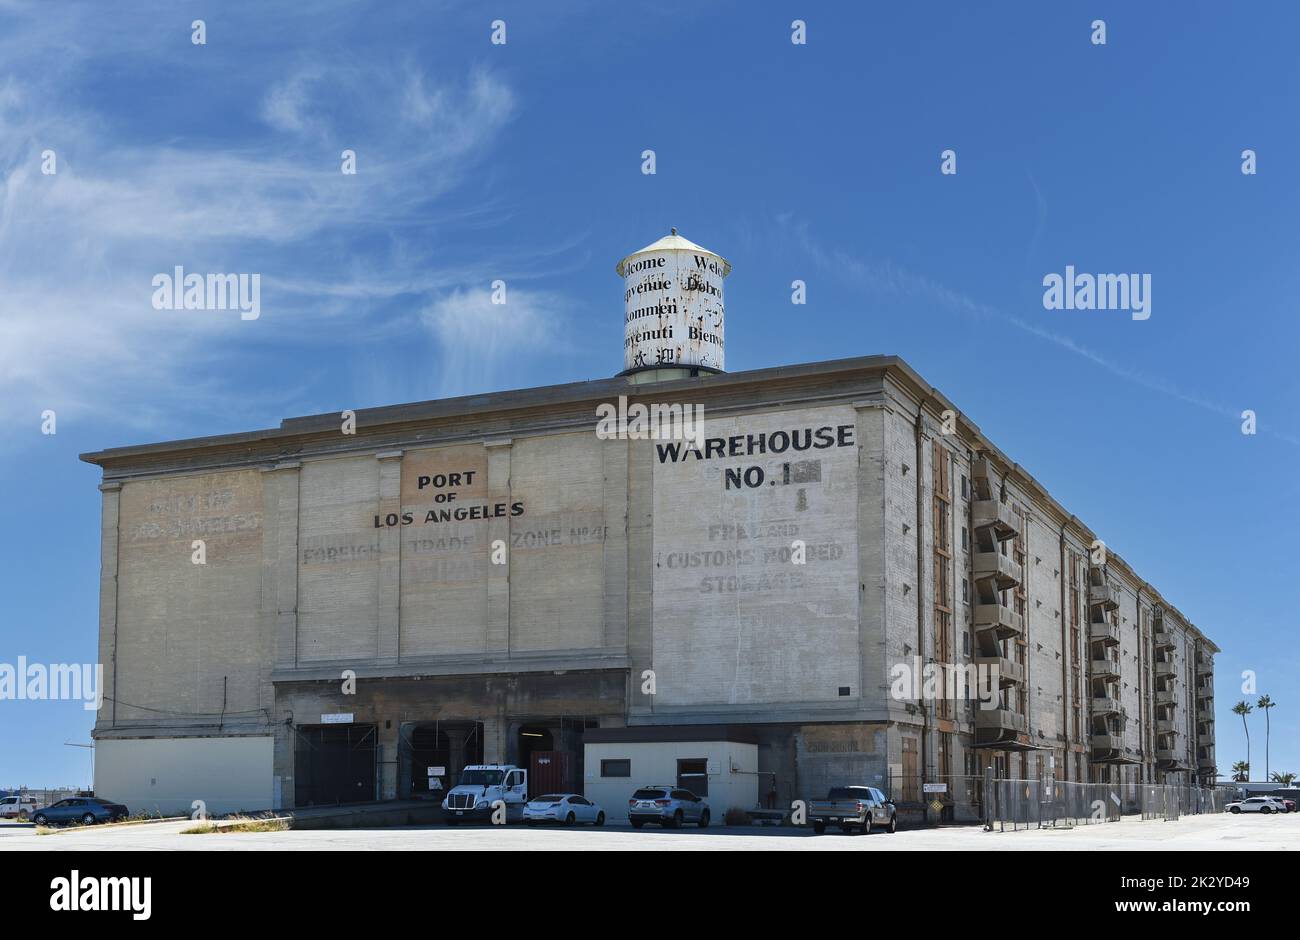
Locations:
627;786;710;829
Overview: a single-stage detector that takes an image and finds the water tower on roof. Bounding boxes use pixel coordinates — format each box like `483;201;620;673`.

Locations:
616;229;730;382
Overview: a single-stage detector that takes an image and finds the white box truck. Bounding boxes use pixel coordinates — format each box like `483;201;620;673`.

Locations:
440;764;528;823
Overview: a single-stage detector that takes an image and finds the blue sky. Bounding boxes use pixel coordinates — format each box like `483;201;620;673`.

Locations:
1;0;1295;787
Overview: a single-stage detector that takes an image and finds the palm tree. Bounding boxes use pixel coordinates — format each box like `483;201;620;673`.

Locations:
1257;695;1276;781
1270;771;1296;786
1232;701;1253;778
1231;760;1249;782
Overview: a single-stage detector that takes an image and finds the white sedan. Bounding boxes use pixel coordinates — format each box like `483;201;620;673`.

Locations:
1226;796;1281;814
522;794;605;826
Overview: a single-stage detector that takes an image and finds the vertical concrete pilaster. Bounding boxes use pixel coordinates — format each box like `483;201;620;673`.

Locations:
262;462;301;808
96;482;122;731
485;438;512;655
378;719;400;800
601;437;629;651
482;715;506;764
263;461;300;669
854;400;886;713
376;450;402;663
273;718;295;809
916;417;937;785
626;438;654;718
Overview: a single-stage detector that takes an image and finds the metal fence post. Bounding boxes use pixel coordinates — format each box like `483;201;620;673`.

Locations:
983;765;995;831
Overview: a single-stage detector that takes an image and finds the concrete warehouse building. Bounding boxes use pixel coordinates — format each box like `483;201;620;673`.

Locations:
81;233;1217;819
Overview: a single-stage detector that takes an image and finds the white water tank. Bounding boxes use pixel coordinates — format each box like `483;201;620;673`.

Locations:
616;229;730;375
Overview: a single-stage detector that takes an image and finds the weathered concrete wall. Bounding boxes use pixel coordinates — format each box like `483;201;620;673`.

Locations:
293;436;616;663
882;395;924;771
1016;498;1068;777
795;723;890;799
399;443;489;656
855;402;889;722
508;432;607;652
111;470;267;727
1163;605;1199;781
96;735;273;816
650;406;861;708
298;456;380;664
1063;531;1092;780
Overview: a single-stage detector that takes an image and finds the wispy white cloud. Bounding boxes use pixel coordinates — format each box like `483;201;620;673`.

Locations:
0;7;532;433
260;68;330;137
421;287;567;398
787;220;1297;446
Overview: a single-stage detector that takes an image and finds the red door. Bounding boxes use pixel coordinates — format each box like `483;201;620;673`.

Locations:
529;751;573;796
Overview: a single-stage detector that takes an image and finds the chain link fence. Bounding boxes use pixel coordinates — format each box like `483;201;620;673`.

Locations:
985;774;1225;831
874;772;1226;831
1140;783;1226;820
986;777;1123;830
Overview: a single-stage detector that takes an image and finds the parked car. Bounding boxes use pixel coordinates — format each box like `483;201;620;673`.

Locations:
31;797;129;827
1226;796;1279;814
1265;796;1291;814
627;786;710;829
0;795;38;820
1280;799;1297;813
522;793;605;826
1268;787;1300;811
807;786;897;834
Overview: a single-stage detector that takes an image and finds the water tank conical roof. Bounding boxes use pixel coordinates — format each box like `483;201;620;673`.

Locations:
616;230;731;277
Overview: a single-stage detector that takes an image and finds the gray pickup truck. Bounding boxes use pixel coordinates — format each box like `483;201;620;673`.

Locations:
807;786;897;835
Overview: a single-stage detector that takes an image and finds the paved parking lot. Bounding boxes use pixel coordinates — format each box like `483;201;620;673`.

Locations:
2;811;1297;851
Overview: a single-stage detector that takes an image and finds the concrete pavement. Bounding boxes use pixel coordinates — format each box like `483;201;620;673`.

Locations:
1;811;1296;851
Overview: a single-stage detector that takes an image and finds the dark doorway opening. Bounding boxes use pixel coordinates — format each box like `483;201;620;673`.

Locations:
516;725;554;782
677;758;709;797
401;721;483;798
294;724;377;806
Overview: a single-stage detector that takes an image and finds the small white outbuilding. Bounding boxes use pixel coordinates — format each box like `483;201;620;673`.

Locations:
582;726;760;823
